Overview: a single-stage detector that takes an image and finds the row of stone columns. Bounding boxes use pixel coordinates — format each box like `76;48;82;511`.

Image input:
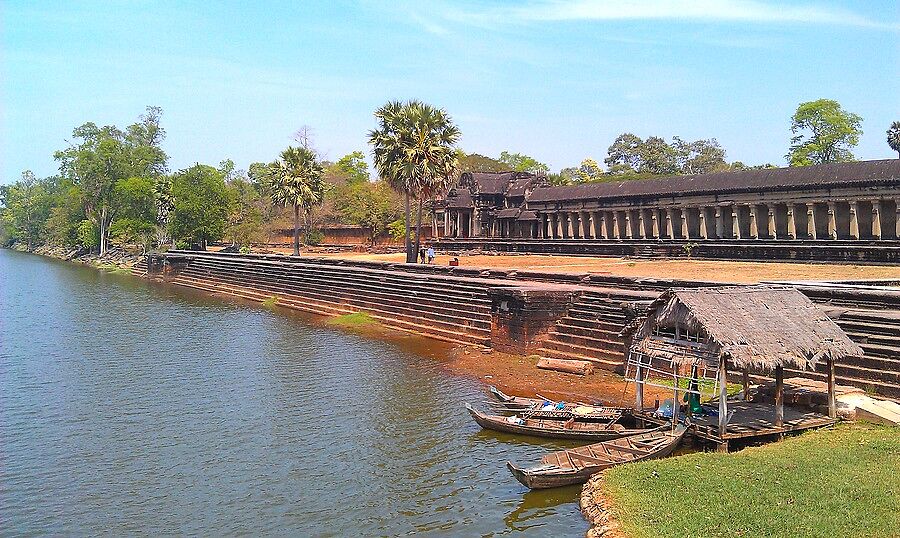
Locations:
538;200;900;240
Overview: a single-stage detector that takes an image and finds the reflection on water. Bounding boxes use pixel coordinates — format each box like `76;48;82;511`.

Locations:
0;250;588;536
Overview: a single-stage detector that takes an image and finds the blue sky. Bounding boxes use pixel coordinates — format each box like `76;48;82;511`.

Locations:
2;0;898;183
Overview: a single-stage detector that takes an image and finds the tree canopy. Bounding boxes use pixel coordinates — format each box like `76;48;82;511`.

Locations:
168;164;229;250
787;99;862;166
887;121;900;159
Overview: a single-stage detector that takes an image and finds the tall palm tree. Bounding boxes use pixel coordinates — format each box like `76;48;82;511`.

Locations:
888;121;900;159
269;146;326;256
369;100;460;263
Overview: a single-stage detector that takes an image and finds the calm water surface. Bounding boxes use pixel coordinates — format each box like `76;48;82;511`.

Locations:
0;250;588;536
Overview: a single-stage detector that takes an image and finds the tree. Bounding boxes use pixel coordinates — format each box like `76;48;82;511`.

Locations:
268;146;326;256
574;158;604;183
604;133;644;174
887;121;900;158
369;100;460;263
168;164;229;250
498;151;549;174
54;106;168;255
109;176;157;251
787;99;862;166
330;151;370;184
457;152;507;173
639;136;679;176
223;167;264;248
334;180;402;245
0;171;53;249
673;137;728;175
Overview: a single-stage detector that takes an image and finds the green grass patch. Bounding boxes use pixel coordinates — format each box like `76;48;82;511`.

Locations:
261;295;280;308
601;422;900;538
328;311;378;328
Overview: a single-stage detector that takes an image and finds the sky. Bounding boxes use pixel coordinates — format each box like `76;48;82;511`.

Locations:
2;0;898;183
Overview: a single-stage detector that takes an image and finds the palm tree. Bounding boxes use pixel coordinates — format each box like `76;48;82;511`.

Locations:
888;121;900;158
369;100;460;263
269;146;326;256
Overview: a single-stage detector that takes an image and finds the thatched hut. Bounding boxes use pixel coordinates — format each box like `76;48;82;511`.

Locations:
624;285;863;445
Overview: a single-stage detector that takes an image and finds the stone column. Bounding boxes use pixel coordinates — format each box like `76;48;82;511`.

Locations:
896;200;900;239
568;212;577;238
623;212;633;239
637;211;646;239
456;211;462;237
748;205;759;239
665;209;674;239
827;201;837;240
599;213;609;239
698;208;708;239
767;204;777;240
786;205;796;239
612;212;620;239
539;214;546;238
715;207;724;239
732;205;741;239
807;203;816;240
651;210;660;239
872;200;882;239
585;212;595;239
849;201;860;240
443;210;450;238
680;209;689;239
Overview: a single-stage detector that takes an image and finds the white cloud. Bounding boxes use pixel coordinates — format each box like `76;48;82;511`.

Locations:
438;0;898;30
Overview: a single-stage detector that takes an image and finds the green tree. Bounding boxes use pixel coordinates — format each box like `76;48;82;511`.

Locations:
458;152;507;173
887;121;900;158
498;151;549;174
224;169;264;248
268;146;326;256
369;100;460;263
334;180;402;245
0;171;53;249
330;151;370;184
574;158;604;183
605;133;644;174
787;99;862;166
109;176;157;251
168;164;229;250
45;180;86;248
673;137;728;174
54;106;168;255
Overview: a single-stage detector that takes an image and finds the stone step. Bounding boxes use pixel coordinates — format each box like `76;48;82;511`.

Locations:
181;264;493;322
783;366;900;399
174;271;492;335
838;319;900;338
565;307;627;322
170;275;490;346
189;259;494;305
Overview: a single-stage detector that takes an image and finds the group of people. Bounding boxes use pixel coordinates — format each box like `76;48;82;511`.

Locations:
418;246;436;264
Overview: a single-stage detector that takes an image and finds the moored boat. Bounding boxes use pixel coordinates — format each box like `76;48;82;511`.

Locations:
506;423;688;489
466;404;653;441
486;386;626;420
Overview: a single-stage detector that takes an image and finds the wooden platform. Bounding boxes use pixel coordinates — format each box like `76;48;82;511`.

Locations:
635;401;837;445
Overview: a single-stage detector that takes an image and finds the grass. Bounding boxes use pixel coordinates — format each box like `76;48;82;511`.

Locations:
600;423;900;538
327;311;379;328
261;295;280;308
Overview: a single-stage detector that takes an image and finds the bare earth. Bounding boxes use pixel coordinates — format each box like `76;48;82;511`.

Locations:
310;251;900;284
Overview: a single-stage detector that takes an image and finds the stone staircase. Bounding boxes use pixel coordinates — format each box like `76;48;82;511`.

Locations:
536;290;653;371
163;253;495;346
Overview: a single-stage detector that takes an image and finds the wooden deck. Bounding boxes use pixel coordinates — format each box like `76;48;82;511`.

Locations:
635;401;837;445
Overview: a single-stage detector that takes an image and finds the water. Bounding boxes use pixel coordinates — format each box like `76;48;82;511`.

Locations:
0;250;588;536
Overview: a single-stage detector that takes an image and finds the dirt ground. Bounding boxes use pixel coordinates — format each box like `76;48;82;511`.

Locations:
308;250;900;284
442;345;672;408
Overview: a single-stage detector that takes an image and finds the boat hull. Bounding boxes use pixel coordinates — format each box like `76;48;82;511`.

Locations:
467;404;648;441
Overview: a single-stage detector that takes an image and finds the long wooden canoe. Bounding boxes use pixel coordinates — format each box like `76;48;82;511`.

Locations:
486;386;626;421
507;424;688;489
467;404;653;441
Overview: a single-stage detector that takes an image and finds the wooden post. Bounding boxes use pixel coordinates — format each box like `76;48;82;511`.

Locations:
827;358;836;419
718;356;728;439
742;369;750;401
671;363;679;427
775;365;784;435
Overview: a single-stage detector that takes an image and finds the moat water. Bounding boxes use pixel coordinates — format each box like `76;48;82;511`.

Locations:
0;249;588;536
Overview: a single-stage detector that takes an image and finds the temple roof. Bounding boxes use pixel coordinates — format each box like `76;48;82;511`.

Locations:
528;159;900;203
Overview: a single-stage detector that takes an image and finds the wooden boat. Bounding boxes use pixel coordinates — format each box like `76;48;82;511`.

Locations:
466;404;653;441
506;424;688;489
486;386;628;421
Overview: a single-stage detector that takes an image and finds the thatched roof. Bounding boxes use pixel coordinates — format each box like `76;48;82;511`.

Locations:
627;285;863;372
